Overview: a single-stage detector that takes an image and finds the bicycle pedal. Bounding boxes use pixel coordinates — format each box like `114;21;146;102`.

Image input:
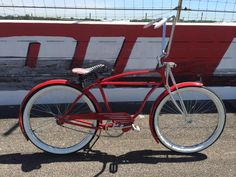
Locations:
132;124;140;132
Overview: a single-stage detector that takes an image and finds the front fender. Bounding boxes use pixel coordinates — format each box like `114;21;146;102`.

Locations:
19;79;101;140
149;82;203;143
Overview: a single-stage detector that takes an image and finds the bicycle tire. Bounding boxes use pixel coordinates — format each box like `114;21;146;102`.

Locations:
153;86;226;153
22;84;98;154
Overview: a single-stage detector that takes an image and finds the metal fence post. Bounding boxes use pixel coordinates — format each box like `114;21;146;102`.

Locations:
176;0;183;21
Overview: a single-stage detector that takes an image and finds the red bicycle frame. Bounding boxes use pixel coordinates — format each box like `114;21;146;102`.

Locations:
58;67;167;131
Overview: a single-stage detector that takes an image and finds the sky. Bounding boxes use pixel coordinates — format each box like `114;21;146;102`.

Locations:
1;0;236;22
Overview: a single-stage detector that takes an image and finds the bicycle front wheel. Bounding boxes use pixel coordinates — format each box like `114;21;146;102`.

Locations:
22;84;98;154
153;87;226;153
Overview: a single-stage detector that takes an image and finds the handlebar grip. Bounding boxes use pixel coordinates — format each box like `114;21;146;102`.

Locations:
154;17;167;29
144;16;175;29
143;17;162;29
143;21;155;29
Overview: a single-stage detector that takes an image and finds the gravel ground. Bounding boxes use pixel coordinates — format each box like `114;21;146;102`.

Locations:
0;114;235;177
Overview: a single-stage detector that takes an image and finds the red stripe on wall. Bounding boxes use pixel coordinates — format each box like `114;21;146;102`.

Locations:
113;38;137;74
25;42;41;68
71;40;90;68
167;25;234;78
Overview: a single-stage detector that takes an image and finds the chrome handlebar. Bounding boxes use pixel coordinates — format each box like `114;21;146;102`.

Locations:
144;15;177;66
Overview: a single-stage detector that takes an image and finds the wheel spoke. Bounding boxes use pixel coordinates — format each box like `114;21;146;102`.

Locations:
32;118;55;133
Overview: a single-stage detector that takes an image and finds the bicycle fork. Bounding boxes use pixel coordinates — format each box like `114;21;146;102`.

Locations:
164;62;188;118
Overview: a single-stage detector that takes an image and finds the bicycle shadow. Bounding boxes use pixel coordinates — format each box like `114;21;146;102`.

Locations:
0;150;207;176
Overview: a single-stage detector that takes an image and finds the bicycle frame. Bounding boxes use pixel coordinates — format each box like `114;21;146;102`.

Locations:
58;68;166;130
57;62;201;132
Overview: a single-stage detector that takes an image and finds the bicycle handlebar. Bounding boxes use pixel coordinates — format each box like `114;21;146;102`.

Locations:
144;15;177;66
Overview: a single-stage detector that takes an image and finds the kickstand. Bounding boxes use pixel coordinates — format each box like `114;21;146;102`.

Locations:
84;129;102;154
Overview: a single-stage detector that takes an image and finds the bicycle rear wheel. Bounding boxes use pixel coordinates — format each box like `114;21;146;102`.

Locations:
22;84;98;154
153;87;226;153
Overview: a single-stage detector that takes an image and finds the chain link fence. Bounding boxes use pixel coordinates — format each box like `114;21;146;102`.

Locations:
0;0;236;22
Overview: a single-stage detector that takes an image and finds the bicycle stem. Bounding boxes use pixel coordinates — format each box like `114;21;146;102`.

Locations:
158;15;177;67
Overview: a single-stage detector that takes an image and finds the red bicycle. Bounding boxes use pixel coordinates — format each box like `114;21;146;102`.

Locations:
19;16;226;154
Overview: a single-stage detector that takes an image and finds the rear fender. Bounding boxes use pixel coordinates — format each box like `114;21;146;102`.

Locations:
19;79;101;140
149;82;204;143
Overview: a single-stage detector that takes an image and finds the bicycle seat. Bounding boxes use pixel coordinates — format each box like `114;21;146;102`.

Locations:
72;64;107;75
